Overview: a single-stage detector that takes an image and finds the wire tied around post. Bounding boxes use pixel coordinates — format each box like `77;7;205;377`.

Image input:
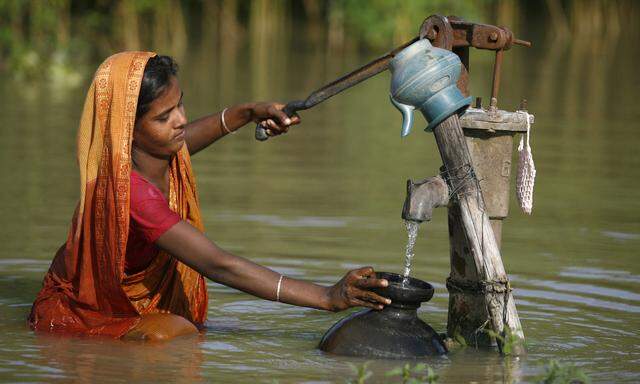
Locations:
446;277;511;295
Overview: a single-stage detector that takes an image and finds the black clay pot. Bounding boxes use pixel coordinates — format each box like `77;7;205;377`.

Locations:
318;272;447;358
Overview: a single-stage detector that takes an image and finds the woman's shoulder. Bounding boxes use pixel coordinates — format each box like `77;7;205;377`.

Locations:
130;170;166;204
129;170;180;242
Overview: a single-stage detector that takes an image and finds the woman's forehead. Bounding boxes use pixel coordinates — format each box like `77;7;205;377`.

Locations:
148;76;181;112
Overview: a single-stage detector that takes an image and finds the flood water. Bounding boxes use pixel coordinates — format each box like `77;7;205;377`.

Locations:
1;20;639;384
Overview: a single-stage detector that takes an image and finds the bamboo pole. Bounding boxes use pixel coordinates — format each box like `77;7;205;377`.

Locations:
432;114;523;354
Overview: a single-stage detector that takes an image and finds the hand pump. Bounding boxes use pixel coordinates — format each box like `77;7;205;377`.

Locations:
255;15;532;355
400;15;532;354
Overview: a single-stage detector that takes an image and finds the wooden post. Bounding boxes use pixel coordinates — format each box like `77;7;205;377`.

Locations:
431;114;523;353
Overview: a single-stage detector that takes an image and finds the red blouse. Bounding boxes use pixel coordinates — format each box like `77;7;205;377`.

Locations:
125;170;181;274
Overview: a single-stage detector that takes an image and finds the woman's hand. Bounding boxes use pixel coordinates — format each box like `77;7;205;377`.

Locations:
325;267;391;312
249;102;301;137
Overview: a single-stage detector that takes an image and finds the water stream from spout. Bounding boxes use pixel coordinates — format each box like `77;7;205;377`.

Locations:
402;220;420;279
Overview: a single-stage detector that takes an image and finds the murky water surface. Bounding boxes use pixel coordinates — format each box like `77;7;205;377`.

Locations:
1;27;639;384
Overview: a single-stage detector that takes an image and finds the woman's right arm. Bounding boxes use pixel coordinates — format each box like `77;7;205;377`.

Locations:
184;102;300;155
155;221;390;311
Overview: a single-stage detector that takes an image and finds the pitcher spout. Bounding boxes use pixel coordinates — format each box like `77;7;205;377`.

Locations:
390;96;415;137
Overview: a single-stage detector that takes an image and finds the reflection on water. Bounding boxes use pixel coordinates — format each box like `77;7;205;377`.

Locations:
1;9;640;384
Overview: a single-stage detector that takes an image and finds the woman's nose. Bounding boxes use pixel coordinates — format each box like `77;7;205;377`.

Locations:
175;109;187;127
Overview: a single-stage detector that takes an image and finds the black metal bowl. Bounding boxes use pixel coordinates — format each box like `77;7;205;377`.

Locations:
372;272;434;306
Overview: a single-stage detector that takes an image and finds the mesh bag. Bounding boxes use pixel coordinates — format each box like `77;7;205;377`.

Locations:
516;112;536;214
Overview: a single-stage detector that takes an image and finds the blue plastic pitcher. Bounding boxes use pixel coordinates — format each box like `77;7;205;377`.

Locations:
389;39;472;136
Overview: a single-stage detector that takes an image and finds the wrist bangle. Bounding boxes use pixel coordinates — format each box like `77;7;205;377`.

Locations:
276;275;284;302
221;108;235;134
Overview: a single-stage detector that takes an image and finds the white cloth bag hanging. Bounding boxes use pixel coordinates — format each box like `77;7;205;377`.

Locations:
516;112;536;214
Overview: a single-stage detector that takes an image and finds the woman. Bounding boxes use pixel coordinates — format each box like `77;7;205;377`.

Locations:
29;52;390;341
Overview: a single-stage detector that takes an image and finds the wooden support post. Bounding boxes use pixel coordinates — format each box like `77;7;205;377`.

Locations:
431;114;523;353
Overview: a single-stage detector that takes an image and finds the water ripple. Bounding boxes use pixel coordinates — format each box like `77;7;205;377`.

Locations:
522;278;640;301
517;288;640;313
215;213;351;228
559;267;640;284
601;230;640;241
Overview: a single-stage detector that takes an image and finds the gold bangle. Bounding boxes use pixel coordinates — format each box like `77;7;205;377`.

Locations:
221;108;235;134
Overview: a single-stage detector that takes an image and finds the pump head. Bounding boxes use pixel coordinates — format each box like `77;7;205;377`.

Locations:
389;39;472;136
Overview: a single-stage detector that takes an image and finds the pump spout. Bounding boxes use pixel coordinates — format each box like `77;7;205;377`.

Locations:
402;175;450;222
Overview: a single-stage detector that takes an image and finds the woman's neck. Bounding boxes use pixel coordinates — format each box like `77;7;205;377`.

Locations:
131;147;171;198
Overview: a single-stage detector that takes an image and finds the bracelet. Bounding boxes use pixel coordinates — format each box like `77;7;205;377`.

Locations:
276;275;284;302
221;108;235;134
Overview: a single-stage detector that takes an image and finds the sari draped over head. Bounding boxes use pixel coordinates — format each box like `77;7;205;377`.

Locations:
29;52;208;337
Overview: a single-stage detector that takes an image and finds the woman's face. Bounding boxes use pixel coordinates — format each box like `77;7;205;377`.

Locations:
133;75;186;158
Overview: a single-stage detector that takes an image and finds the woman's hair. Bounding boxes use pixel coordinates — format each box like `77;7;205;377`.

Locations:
136;55;178;121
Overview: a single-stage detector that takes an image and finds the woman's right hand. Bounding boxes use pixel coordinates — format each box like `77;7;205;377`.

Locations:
249;102;300;137
325;267;391;312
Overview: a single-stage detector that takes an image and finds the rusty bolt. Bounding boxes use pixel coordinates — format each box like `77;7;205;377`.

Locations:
426;29;437;40
489;32;498;42
489;97;498;112
519;98;528;111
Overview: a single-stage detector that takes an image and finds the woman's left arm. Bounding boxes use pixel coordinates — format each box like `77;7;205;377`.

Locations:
155;221;390;311
184;102;300;155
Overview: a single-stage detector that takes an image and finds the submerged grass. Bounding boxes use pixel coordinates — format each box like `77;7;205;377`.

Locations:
344;358;590;384
484;328;525;356
384;363;439;384
346;361;373;384
537;360;590;384
347;362;438;384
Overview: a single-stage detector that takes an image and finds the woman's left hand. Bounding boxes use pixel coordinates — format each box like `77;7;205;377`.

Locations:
250;102;301;137
325;267;391;312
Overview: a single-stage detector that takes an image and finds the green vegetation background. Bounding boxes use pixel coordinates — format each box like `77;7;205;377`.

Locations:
1;0;635;84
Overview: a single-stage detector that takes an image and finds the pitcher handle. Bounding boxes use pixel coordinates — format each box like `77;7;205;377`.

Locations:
390;96;415;137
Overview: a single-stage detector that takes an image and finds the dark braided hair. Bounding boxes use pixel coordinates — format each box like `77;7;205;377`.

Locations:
136;55;178;121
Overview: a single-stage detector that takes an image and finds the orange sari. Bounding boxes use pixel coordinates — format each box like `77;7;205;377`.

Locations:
29;52;208;337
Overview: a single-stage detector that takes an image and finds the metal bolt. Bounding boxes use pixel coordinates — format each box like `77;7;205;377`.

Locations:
475;97;482;109
513;38;532;47
489;32;498;42
519;98;528;111
489;97;498;113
